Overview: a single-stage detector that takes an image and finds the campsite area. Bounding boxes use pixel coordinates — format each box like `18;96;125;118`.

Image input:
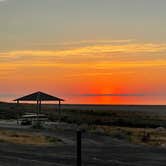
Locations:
0;102;166;165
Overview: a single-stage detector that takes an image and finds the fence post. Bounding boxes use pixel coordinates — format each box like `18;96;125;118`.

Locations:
77;130;82;166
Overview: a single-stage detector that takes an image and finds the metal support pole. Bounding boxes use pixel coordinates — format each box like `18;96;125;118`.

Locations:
16;100;19;125
36;100;40;124
39;100;41;114
37;100;39;115
77;130;82;166
58;100;61;121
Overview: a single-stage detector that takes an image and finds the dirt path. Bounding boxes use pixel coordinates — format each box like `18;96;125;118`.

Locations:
0;122;166;166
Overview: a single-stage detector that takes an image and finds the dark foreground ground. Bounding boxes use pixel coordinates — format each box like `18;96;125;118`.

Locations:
0;103;166;165
0;123;166;166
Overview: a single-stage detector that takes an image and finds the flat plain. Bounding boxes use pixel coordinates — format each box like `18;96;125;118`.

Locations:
0;102;166;166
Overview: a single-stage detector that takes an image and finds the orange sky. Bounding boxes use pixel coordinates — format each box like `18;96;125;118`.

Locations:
1;0;166;104
1;41;166;104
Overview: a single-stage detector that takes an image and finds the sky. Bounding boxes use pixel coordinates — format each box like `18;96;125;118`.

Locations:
0;0;166;104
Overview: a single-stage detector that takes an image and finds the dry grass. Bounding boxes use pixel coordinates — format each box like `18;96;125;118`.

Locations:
87;125;166;146
0;130;61;145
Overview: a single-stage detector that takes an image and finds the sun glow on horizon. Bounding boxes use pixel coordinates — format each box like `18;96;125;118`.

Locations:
0;41;166;104
1;0;166;104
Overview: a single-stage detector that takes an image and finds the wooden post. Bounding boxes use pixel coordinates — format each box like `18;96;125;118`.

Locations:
77;130;82;166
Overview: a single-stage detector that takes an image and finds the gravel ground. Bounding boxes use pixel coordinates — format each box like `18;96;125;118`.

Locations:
0;121;166;166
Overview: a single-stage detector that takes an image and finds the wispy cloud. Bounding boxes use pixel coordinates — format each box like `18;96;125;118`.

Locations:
7;43;166;57
0;42;166;69
80;93;145;97
79;93;166;97
31;39;134;47
1;42;166;61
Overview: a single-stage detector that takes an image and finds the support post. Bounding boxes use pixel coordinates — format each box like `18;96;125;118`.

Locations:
39;100;41;114
16;100;19;125
36;100;40;124
77;130;82;166
58;100;61;121
37;100;39;115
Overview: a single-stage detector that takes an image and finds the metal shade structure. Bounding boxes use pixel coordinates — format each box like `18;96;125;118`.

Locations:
14;91;64;116
14;91;64;102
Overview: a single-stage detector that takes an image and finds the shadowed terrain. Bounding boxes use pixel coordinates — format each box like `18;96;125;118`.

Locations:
0;102;166;165
0;127;165;166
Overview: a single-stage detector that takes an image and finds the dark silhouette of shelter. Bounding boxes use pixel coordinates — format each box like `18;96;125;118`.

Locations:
14;91;64;115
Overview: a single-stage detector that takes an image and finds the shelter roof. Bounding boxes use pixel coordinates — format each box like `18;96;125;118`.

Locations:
14;91;64;101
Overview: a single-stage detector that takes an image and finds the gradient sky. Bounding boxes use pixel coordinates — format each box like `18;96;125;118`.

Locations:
0;0;166;104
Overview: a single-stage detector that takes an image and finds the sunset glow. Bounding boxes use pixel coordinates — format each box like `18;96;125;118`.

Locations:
0;0;166;104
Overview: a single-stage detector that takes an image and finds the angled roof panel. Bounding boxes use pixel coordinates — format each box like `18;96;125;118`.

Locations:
14;91;64;101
